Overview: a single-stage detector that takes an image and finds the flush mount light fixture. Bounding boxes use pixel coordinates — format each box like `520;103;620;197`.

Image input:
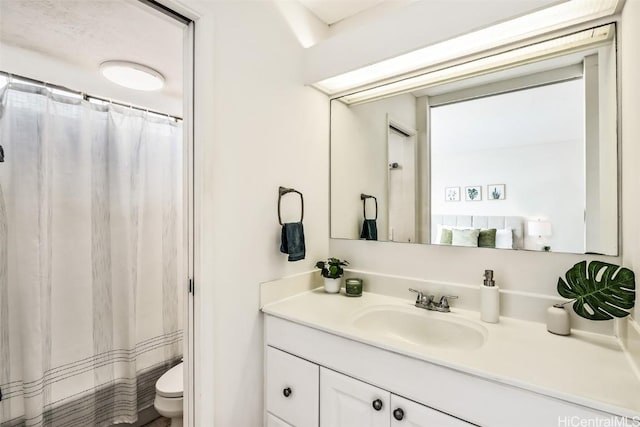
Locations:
100;61;164;91
313;0;620;95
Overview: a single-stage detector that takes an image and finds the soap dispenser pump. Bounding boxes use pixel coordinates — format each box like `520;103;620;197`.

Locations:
481;269;500;323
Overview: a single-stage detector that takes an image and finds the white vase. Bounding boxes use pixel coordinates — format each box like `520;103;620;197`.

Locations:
323;277;342;294
546;304;571;336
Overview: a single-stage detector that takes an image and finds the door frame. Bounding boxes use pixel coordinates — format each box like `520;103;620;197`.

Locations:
386;115;418;243
139;1;198;425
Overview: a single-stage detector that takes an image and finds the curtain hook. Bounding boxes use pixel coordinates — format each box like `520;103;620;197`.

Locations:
42;80;51;96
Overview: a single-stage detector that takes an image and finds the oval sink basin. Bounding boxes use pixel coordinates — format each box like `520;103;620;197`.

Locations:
350;305;487;351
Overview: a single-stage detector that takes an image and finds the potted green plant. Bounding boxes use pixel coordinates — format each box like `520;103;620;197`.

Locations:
315;257;349;293
548;260;636;336
557;260;635;321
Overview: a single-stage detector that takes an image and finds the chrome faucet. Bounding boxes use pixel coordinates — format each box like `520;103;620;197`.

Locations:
409;289;458;312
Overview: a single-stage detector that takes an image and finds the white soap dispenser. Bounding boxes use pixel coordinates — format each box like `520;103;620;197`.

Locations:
481;269;500;323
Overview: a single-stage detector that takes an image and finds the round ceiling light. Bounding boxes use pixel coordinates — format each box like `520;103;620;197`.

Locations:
100;61;165;91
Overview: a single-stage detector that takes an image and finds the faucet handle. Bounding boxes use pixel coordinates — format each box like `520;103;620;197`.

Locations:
409;288;423;302
439;295;458;309
410;288;433;305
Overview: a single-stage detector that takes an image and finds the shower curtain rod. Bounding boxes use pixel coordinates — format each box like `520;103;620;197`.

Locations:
0;70;182;121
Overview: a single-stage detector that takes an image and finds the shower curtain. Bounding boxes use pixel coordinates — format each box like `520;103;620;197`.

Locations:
0;83;183;427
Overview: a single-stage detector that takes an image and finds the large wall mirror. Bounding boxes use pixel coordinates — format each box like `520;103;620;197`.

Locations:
330;24;618;255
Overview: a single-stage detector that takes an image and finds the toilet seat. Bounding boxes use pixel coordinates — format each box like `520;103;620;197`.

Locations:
156;362;183;398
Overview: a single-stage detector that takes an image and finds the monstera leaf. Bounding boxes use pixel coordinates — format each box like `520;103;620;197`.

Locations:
557;261;636;321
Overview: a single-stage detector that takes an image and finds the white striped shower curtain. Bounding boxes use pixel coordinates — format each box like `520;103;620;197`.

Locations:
0;83;183;427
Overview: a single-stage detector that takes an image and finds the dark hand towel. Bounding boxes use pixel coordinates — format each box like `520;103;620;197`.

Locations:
280;222;306;261
360;219;378;241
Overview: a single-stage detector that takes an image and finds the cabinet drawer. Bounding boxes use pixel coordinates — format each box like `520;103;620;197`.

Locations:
267;413;295;427
390;394;474;427
266;346;319;427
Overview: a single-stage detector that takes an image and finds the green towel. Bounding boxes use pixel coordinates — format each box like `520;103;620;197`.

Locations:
280;222;305;261
360;219;378;240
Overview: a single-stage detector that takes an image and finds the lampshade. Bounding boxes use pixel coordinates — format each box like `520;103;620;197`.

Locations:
528;220;552;237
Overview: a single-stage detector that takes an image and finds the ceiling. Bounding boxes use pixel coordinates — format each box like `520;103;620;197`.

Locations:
0;0;184;107
0;0;568;112
297;0;392;25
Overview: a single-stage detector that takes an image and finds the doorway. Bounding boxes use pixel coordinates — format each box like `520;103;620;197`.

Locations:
387;118;417;243
0;1;195;426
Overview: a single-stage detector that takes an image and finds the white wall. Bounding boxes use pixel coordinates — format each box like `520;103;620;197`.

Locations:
331;94;416;240
621;0;640;322
183;1;330;425
432;142;584;252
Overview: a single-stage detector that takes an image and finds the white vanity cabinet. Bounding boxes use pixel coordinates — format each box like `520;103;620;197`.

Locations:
266;345;474;427
320;367;473;427
263;311;627;427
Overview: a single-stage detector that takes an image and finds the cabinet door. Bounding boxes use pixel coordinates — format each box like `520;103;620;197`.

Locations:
266;346;319;427
320;367;389;427
390;394;474;427
267;413;295;427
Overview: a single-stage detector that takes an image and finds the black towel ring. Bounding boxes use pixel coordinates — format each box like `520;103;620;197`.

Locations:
278;186;304;225
360;193;378;220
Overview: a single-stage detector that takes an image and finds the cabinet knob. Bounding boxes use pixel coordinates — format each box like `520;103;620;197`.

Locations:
282;387;292;398
372;399;383;411
393;408;405;421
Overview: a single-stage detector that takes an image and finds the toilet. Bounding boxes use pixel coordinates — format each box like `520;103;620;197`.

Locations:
154;362;183;427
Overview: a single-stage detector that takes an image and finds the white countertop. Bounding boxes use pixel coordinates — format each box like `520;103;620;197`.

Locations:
262;288;640;417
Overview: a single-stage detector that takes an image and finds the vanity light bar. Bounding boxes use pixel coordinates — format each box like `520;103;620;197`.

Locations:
339;24;613;105
313;0;619;96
